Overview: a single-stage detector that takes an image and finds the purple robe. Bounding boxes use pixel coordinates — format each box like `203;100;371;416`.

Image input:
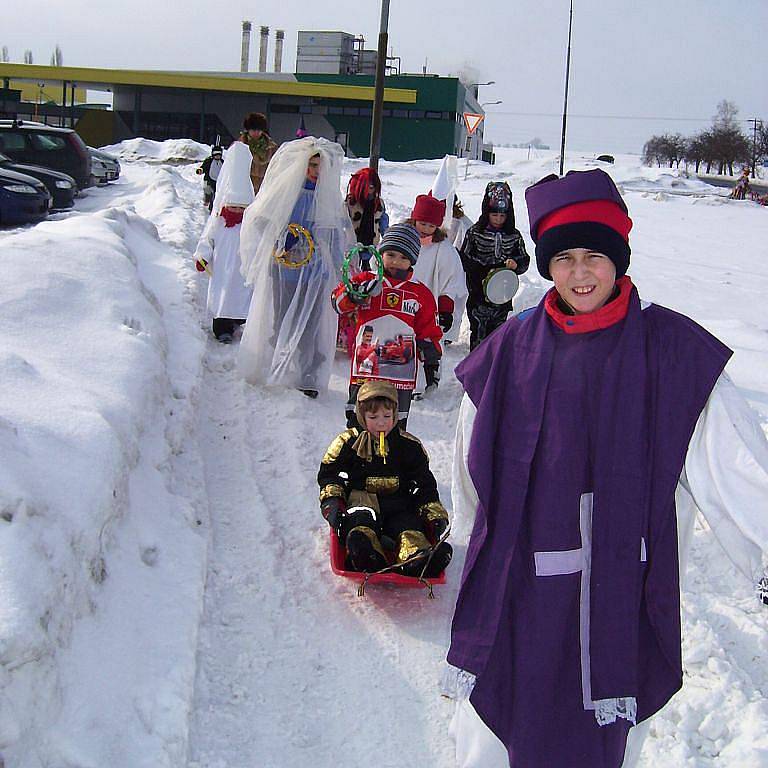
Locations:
448;288;731;767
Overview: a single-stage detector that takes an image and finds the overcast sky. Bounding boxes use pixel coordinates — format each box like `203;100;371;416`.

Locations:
5;0;767;154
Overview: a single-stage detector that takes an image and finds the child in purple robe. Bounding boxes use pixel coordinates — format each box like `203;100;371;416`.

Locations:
443;169;768;768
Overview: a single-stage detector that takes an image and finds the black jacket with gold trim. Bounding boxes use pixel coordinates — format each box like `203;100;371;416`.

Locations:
317;427;447;522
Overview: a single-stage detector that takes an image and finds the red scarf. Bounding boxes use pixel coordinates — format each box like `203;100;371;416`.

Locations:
545;275;633;334
220;206;245;228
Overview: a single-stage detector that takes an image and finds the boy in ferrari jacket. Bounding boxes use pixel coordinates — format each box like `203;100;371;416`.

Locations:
332;223;443;429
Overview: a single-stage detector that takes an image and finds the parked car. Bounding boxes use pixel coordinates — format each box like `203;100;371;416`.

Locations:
88;147;120;185
0;120;91;191
0;167;50;226
0;151;75;209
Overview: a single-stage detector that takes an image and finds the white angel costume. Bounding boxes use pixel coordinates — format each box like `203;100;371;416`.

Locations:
193;141;255;324
238;137;354;392
429;155;467;344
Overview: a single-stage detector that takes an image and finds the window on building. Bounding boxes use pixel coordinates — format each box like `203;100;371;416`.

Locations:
425;111;442;119
359;107;372;117
343;107;359;116
299;104;312;114
328;106;344;115
392;108;408;118
409;109;425;119
465;136;472;152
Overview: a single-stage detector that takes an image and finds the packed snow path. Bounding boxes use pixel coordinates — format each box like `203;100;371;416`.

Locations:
185;340;464;768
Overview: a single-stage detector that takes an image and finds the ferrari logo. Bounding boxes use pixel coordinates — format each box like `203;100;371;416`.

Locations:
386;292;400;308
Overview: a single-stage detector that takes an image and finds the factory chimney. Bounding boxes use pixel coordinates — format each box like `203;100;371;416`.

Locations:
240;21;252;73
274;29;285;73
259;26;269;73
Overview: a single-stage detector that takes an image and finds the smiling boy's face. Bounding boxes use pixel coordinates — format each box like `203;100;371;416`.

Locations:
549;248;617;314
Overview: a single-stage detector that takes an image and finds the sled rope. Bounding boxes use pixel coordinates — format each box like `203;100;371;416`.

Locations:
356;523;452;599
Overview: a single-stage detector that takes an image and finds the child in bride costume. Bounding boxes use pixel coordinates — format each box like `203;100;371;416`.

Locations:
238;137;354;397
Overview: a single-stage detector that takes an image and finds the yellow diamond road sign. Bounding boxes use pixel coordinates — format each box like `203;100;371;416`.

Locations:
463;113;485;134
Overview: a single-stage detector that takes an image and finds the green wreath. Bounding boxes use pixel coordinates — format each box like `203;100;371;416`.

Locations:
342;245;385;302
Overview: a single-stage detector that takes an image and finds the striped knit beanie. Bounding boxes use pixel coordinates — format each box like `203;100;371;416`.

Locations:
377;222;422;265
525;169;633;280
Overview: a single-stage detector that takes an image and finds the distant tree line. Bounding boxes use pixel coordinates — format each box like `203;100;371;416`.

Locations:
643;101;767;176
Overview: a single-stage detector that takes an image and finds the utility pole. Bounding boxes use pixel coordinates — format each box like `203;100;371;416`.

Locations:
748;118;763;178
559;0;574;177
369;0;391;172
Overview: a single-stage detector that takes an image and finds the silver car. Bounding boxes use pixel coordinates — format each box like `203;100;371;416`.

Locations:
88;147;121;185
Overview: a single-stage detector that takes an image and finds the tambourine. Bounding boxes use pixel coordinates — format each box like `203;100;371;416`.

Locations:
274;223;315;268
342;244;385;302
483;268;520;306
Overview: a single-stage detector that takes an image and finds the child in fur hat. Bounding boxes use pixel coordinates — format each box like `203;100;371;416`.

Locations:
332;222;443;429
460;181;530;349
318;380;452;576
444;168;768;768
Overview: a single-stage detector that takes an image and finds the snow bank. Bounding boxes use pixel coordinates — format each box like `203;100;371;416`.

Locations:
0;165;210;767
101;137;211;163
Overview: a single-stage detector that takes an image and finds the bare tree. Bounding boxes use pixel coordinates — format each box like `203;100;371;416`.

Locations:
23;49;33;64
714;100;739;131
50;44;63;67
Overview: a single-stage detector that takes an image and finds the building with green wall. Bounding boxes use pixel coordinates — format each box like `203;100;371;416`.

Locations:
0;63;490;162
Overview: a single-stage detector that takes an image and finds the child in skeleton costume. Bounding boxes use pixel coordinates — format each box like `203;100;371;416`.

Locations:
193;141;255;342
196;144;223;211
442;169;768;768
318;380;452;576
238;137;354;396
331;223;443;428
460;182;530;350
407;193;467;385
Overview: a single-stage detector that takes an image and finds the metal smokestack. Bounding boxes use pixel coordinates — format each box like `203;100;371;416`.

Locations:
240;21;252;73
259;26;269;73
274;29;285;73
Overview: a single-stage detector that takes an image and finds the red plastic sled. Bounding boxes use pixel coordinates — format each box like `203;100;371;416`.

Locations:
329;530;446;588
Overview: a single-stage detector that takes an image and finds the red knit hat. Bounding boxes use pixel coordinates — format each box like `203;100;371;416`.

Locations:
411;194;446;227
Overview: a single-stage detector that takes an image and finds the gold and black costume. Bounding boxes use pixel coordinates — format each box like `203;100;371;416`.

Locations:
318;425;448;570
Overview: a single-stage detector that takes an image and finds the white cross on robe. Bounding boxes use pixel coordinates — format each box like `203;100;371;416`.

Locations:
534;492;641;726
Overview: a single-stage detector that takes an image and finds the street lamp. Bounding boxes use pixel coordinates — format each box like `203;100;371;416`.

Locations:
468;80;495;99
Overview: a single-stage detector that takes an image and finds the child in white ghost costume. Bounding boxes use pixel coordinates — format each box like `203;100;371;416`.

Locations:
193;141;255;342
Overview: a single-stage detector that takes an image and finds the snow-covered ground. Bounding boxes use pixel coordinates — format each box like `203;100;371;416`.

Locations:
0;141;766;768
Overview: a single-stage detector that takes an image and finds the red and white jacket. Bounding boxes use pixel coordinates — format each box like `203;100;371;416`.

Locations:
332;271;442;390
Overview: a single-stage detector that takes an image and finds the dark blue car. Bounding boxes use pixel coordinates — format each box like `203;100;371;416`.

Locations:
0;167;50;226
0;152;76;209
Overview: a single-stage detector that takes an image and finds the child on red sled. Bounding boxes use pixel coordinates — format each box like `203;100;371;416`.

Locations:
318;380;452;577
